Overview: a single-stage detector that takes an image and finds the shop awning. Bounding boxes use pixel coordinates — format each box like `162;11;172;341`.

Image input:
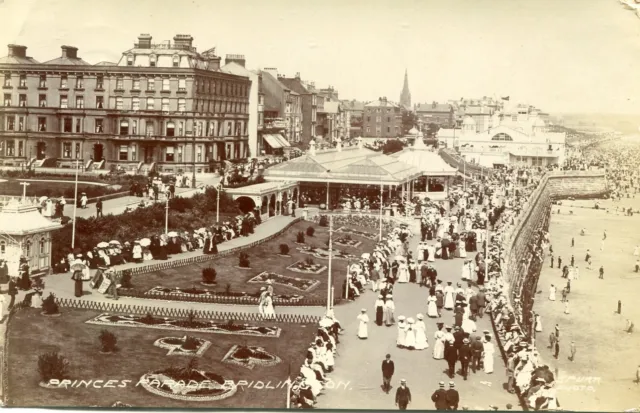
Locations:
264;134;291;149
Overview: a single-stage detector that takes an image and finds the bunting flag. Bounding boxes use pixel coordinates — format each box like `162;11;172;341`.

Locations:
501;96;510;101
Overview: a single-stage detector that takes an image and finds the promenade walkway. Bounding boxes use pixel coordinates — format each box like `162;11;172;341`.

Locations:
316;220;518;410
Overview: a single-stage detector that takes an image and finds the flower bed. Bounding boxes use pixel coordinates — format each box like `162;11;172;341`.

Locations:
221;345;282;370
247;272;320;292
335;226;377;240
296;245;358;261
333;237;362;248
85;313;282;337
286;260;327;274
137;286;304;304
138;367;237;401
153;336;212;357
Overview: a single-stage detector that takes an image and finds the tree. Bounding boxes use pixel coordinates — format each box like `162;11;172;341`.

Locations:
426;122;441;138
382;139;406;155
401;110;417;135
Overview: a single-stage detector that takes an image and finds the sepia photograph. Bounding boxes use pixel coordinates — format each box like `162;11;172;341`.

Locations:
0;0;639;411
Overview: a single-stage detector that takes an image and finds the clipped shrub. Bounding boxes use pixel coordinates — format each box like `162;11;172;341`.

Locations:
279;244;290;255
120;270;133;288
305;257;315;266
182;336;199;350
38;351;69;383
239;252;250;268
141;312;155;324
225;283;232;294
99;330;118;353
318;215;329;227
202;267;217;284
306;226;315;237
296;231;305;244
42;293;59;315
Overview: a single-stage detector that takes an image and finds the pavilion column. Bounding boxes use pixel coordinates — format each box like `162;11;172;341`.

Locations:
411;179;414;199
326;182;330;211
296;185;300;207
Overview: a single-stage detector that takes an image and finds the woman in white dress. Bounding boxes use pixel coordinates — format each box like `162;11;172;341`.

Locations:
258;287;268;316
548;284;556;301
396;316;407;348
459;239;467;258
427;245;436;262
300;366;324;396
461;262;471;281
535;314;543;332
483;336;495;374
433;327;445;359
443;282;455;310
263;293;276;320
414;314;428;350
397;260;409;283
384;296;396;326
427;295;439;318
404;318;416;350
634;245;640;256
357;309;369;339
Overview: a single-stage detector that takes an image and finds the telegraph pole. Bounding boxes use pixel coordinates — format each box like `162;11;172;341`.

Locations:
327;215;333;311
71;159;80;249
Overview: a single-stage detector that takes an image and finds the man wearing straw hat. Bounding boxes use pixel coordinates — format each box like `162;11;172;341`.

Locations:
395;379;411;410
431;381;448;410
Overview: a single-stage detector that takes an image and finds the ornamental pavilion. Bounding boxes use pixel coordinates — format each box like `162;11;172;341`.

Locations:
0;198;62;277
225;180;299;220
262;138;423;210
390;127;458;200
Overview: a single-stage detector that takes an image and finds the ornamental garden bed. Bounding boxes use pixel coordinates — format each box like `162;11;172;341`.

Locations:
131;286;304;304
85;313;282;337
221;345;282;370
247;272;320;292
153;336;211;357
285;260;327;274
333;236;362;248
335;226;377;240
295;246;358;261
117;220;378;301
6;308;316;408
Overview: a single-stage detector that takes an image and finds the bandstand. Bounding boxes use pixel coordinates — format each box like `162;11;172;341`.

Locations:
390;127;458;201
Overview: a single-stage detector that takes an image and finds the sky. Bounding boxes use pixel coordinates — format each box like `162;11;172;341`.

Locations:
1;0;640;115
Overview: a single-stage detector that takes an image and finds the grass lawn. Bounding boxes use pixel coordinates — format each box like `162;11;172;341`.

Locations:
0;179;121;199
533;198;640;412
124;221;378;301
6;307;317;408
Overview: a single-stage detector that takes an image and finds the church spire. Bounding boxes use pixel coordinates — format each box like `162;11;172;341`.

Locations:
400;68;411;108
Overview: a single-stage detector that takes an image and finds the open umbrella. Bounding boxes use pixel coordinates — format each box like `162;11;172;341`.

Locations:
109;240;121;246
97;241;109;248
39;196;48;202
167;231;179;237
139;238;151;247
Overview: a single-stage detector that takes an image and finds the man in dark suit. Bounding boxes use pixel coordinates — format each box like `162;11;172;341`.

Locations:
381;354;395;394
446;381;460;410
395;379;411;410
444;340;458;379
7;277;17;309
469;294;478;320
453;326;465;349
470;335;484;373
431;381;448;410
420;264;429;287
458;338;472;380
476;289;486;318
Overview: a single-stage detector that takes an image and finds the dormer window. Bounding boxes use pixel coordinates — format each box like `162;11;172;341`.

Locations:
172;55;179;67
127;54;134;66
149;54;156;67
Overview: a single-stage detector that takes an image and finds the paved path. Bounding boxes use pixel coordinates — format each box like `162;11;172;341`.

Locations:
63;175;221;219
316;220;518;410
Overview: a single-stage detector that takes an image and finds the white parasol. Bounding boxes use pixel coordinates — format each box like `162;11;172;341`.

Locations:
361;253;370;260
39;196;49;202
167;231;179;237
139;238;151;247
97;241;109;248
109;240;121;246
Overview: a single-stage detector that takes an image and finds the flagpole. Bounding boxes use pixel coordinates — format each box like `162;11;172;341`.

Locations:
216;183;221;223
327;215;333;311
379;183;383;241
165;195;169;235
71;159;80;249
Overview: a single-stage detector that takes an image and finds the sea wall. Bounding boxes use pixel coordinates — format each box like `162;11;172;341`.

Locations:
497;171;608;334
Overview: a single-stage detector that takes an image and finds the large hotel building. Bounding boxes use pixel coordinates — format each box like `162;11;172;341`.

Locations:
0;34;251;174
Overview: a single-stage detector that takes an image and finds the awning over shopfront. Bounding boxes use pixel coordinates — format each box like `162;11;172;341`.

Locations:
263;134;291;149
509;151;559;158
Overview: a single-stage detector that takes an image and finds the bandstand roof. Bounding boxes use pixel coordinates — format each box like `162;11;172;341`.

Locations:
390;137;458;176
0;200;62;235
225;181;298;197
263;146;422;185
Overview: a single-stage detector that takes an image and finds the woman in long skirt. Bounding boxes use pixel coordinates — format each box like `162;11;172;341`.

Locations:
535;314;543;332
548;284;557;301
414;314;428;350
433;326;445;359
383;296;395;326
396;316;407;348
375;295;385;326
357;309;369;339
483;336;495;374
404;318;417;350
408;258;417;283
427;295;439;318
72;270;83;297
263;293;276;320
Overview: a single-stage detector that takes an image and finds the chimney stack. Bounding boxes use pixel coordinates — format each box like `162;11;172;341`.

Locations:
137;34;152;48
61;46;78;59
225;54;246;67
264;67;278;79
173;34;194;49
295;72;300;80
7;44;27;58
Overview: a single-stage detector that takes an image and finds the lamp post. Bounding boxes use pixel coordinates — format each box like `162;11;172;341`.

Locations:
216;183;222;223
326;215;333;312
379;183;384;241
192;112;197;189
165;195;169;235
71;159;80;249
